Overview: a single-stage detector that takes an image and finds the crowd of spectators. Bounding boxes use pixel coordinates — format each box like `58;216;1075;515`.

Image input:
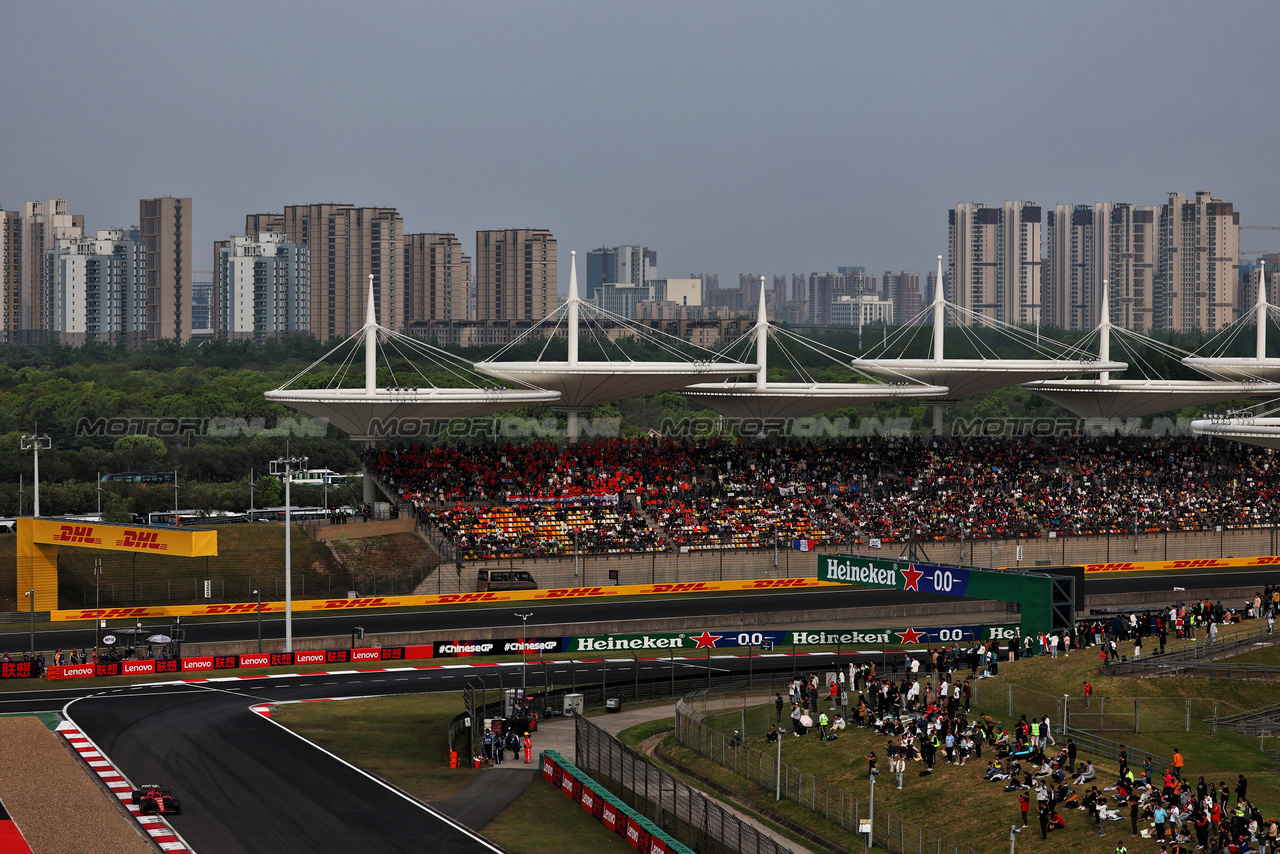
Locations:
366;435;1280;559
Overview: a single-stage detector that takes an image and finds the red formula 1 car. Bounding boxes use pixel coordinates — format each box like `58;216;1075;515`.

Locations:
130;784;181;815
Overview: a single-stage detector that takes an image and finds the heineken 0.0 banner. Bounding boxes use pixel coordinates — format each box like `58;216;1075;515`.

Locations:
817;555;976;596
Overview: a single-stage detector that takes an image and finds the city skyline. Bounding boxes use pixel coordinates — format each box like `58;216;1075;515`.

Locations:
2;3;1277;298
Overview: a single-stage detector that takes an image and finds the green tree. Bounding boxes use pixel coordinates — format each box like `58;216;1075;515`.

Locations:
113;435;168;472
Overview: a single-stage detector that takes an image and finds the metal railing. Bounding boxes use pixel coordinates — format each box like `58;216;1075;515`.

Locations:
675;690;980;854
576;713;792;854
1103;625;1279;677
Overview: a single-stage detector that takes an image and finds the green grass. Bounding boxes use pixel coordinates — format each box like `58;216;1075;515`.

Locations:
483;777;635;853
273;692;478;802
1217;637;1280;666
276;693;642;853
680;627;1280;854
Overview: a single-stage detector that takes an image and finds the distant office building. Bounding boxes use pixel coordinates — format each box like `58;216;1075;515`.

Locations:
585;245;656;301
44;228;147;346
830;294;893;326
1157;191;1240;332
884;271;924;325
474;229;555;322
404;233;470;323
139;197;192;341
653;278;701;308
595;282;654;318
215;233;310;340
190;278;214;337
247;204;403;340
1044;203;1158;332
948;201;1041;326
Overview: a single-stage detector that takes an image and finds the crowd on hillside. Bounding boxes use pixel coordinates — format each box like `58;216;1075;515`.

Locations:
366;435;1280;558
770;596;1280;852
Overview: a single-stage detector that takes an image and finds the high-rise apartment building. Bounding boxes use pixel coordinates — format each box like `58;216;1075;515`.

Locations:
139;196;192;341
1044;203;1158;332
404;233;470;323
474;229;555;322
215;233;310;340
247;204;403;340
15;200;85;340
585;245;656;301
1157;191;1240;332
190;277;214;338
44;228;148;346
0;208;19;339
948;201;1041;326
884;271;924;325
806;272;850;325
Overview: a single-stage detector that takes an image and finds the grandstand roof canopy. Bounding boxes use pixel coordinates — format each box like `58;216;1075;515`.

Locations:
265;278;559;440
682;277;949;418
473;252;758;412
1023;279;1280;418
850;259;1125;403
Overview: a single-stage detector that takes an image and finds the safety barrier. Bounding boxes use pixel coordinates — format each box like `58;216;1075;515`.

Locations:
541;749;697;854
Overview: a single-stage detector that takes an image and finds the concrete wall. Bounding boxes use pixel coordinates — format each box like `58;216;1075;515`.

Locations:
431;526;1280;593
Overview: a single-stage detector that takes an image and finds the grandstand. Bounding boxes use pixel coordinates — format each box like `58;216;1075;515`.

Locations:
370;434;1280;561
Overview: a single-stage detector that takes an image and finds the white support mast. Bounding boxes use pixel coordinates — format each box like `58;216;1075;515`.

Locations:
1258;259;1269;361
932;255;945;363
1099;279;1112;385
756;276;768;390
364;274;377;395
567;251;579;367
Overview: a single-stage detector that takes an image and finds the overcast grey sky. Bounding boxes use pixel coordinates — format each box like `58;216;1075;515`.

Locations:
2;2;1278;293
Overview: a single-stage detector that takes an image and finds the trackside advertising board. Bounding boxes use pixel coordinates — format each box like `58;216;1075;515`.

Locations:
818;553;1057;635
50;577;832;622
43;620;1016;679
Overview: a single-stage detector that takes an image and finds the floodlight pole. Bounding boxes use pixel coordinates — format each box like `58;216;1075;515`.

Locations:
24;589;35;655
516;612;533;697
253;589;262;653
271;454;308;652
20;429;51;517
92;559;102;652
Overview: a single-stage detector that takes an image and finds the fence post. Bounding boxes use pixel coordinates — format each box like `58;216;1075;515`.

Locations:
1134;698;1140;734
1213;700;1218;733
1007;683;1013;716
1185;699;1190;733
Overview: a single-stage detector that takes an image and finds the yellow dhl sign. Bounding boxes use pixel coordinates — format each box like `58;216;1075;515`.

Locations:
26;518;218;557
51;576;836;621
1081;555;1280;574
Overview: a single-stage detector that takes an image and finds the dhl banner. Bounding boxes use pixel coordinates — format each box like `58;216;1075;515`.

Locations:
20;517;217;614
1082;555;1280;574
25;518;218;557
51;577;837;622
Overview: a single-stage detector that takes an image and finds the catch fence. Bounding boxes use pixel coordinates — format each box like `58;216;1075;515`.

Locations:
675;690;980;854
575;713;791;854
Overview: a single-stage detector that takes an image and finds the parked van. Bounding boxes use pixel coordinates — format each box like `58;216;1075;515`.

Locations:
476;569;537;592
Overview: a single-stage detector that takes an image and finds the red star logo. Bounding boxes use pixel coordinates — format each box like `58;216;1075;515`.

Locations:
900;566;923;592
896;627;925;644
691;631;723;649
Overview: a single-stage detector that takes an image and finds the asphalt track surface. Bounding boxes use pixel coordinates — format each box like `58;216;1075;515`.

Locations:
47;655;830;854
8;570;1277;653
3;571;1274;852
